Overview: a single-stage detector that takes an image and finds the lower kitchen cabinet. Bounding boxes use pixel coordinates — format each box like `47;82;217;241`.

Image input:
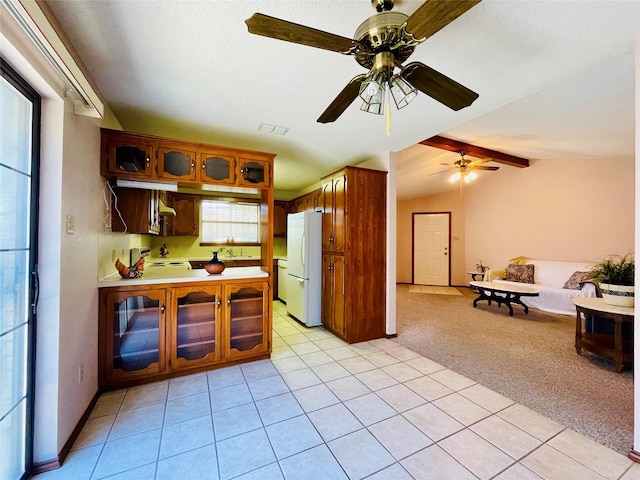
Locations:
170;285;222;370
225;282;270;360
322;254;345;338
100;288;167;385
99;279;270;388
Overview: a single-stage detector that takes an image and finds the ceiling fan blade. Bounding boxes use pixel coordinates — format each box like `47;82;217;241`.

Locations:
473;166;499;171
467;157;492;167
405;0;482;41
403;62;479;111
317;75;366;124
428;168;453;177
246;13;358;54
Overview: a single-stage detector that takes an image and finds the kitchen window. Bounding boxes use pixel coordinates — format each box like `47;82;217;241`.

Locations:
200;199;259;244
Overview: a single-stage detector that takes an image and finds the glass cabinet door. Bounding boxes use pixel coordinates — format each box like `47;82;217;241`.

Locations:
106;289;166;381
225;283;269;359
157;145;197;181
171;286;221;369
107;134;154;178
199;150;236;185
237;158;270;187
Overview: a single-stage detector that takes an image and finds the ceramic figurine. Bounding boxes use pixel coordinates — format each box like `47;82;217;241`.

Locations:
115;257;145;278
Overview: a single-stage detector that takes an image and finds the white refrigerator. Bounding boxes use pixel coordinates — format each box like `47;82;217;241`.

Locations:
286;211;322;327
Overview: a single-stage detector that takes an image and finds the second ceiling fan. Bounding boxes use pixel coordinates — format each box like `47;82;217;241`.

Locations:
432;151;499;183
245;0;482;123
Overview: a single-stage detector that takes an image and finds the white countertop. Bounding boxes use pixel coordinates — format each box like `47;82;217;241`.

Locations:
98;266;268;287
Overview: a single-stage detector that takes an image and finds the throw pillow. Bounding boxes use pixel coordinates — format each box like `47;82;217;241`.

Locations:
563;271;593;290
506;263;535;283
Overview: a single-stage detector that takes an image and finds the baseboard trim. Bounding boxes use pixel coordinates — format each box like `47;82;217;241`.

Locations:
629;448;640;463
385;333;398;339
32;389;101;474
32;457;61;474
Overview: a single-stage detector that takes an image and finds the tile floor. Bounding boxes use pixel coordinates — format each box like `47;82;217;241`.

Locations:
35;301;640;480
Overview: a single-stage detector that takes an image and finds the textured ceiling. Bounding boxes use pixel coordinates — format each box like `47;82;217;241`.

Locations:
45;0;638;200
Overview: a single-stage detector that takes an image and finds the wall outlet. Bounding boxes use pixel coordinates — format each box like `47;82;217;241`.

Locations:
78;364;84;384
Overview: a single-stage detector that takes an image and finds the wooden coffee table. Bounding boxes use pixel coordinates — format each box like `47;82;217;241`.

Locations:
469;281;540;316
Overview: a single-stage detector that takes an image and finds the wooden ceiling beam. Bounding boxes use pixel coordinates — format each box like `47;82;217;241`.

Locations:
420;135;530;168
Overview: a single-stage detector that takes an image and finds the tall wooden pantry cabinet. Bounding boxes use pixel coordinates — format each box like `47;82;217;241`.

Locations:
320;166;387;343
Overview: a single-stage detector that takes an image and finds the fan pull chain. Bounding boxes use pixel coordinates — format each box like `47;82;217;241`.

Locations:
386;95;391;136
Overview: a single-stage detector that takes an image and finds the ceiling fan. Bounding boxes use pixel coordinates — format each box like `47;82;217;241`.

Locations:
245;0;481;123
431;151;499;183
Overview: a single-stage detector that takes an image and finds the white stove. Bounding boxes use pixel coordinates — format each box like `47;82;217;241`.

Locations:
147;261;191;271
130;248;190;271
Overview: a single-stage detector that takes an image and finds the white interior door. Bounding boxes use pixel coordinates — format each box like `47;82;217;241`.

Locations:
413;213;450;286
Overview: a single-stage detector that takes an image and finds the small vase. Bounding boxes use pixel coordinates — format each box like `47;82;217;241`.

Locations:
204;251;226;275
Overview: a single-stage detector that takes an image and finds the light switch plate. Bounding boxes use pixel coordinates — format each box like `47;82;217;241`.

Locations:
66;214;75;234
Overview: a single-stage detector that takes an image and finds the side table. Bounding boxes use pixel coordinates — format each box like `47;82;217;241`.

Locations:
572;297;634;373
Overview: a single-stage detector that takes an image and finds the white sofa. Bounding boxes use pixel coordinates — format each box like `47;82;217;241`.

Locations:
492;260;598;316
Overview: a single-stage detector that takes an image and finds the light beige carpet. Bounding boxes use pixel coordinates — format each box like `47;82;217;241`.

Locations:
408;285;463;296
393;283;633;455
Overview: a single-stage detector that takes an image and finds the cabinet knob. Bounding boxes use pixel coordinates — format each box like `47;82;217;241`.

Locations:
202;161;205;170
191;161;195;171
160;302;165;314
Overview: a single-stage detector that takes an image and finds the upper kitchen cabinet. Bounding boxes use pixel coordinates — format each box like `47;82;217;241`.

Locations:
321;172;346;253
156;142;198;182
273;201;288;237
163;192;200;236
289;189;321;214
100;129;275;190
199;149;236;185
237;155;270;188
101;130;154;179
111;187;163;235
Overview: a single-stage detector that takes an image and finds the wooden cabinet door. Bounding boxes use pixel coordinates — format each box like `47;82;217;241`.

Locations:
321;180;333;251
331;174;346;253
332;255;346;338
199;149;236;185
321;254;345;338
274;201;288;237
321;254;333;330
237;157;270;188
101;289;167;385
169;285;222;370
167;193;200;236
103;132;155;179
111;188;159;235
157;143;198;181
224;282;269;360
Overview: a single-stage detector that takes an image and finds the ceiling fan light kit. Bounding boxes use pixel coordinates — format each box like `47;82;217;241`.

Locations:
245;0;482;123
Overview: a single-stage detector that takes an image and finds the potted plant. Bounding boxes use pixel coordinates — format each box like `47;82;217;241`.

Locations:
589;253;634;307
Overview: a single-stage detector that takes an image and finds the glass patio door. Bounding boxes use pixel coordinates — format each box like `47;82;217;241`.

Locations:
0;59;41;480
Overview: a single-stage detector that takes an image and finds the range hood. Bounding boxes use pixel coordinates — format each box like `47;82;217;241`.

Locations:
159;198;176;216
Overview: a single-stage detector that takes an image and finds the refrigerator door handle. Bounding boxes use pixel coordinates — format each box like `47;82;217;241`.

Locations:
300;233;306;270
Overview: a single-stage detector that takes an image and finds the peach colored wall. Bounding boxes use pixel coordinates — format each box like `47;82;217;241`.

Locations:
397;157;634;286
397;189;466;285
464;157;634;273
